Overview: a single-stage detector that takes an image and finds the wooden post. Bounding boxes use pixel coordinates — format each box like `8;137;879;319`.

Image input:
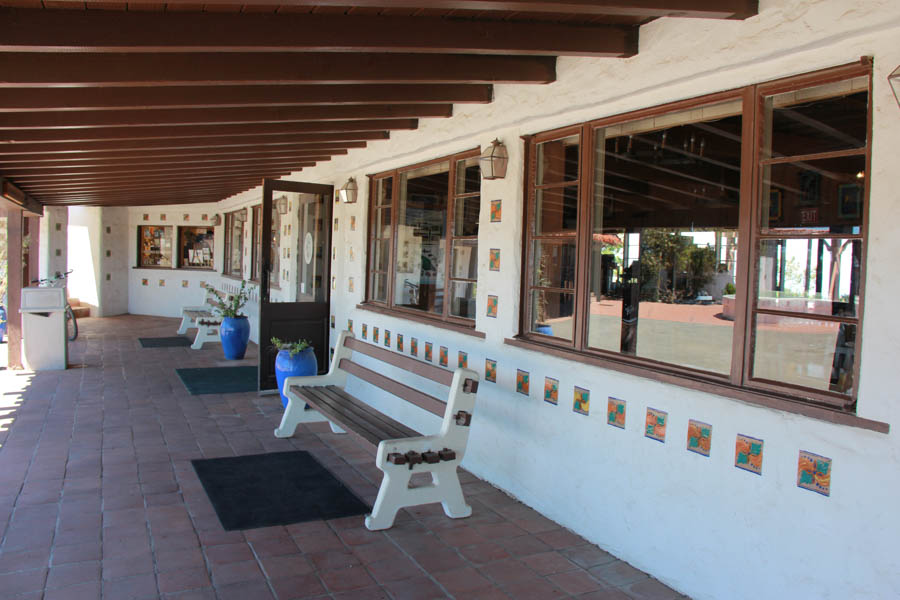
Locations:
6;208;23;369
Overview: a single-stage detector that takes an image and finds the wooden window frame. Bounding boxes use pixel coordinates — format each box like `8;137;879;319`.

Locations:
176;225;215;271
136;224;174;269
222;210;244;278
363;148;481;330
514;61;876;420
250;205;262;282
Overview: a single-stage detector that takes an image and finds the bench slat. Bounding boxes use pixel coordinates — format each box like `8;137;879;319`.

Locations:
339;358;446;417
294;385;418;447
345;337;454;387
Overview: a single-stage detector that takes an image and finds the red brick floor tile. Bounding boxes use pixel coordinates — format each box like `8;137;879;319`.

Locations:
0;547;50;573
520;551;580;576
477;558;539;587
251;536;300;558
161;588;217;600
503;577;569;599
293;530;345;553
620;577;682;600
243;525;289;542
319;564;377;593
332;585;391;599
215;580;276;600
432;566;494;595
409;547;468;574
102;573;159;599
434;525;486;548
203;541;254;565
536;527;587;550
269;572;326;599
43;580;102;600
366;556;424;584
307;549;362;571
51;542;102;566
102;553;155;580
157;566;212;594
498;534;553;558
459;542;511;565
470;521;528;540
578;588;634;600
46;561;101;589
562;545;619;570
589;559;650;587
349;540;404;565
258;553;314;579
155;546;206;572
337;527;386;547
0;568;47;596
454;586;512;599
210;558;264;586
546;568;605;595
381;575;448;600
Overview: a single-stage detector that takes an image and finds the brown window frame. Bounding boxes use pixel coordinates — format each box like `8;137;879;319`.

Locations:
515;61;874;419
176;225;215;270
222;210;245;278
136;225;174;269
364;148;481;330
250;205;262;282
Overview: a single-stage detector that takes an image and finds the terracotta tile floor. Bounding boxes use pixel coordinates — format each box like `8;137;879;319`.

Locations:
0;315;686;600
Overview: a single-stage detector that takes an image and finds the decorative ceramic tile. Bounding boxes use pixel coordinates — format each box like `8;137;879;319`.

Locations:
485;359;497;383
516;369;530;396
490;199;502;223
331;276;336;290
607;397;626;429
439;346;448;367
348;278;354;292
183;213;189;221
141;278;148;286
645;407;667;442
489;248;501;271
349;247;355;262
425;342;433;362
56;249;62;257
160;214;166;221
573;387;590;415
373;327;380;344
202;214;208;221
182;280;189;288
458;351;467;369
409;338;418;356
686;420;712;457
543;377;559;405
334;218;339;231
330;315;335;329
797;450;831;496
350;216;357;231
105;226;111;234
55;223;62;231
735;434;764;475
106;274;111;281
347;319;353;334
105;250;111;257
362;323;368;339
332;247;336;261
486;295;499;318
397;334;404;352
142;214;149;221
384;330;391;348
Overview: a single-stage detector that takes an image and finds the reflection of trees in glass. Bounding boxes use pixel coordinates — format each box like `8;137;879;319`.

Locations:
639;229;717;302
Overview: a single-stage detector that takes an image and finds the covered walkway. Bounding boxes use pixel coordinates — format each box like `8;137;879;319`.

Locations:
0;316;682;600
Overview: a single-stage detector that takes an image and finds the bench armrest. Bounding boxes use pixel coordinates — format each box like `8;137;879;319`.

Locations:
375;435;449;466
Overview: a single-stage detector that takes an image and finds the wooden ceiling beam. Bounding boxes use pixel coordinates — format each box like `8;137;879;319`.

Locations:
0;52;556;87
0;144;362;165
10;160;327;182
21;170;315;192
0;84;492;112
29;176;288;195
0;107;444;130
0;120;416;144
0;8;636;57
13;1;758;20
0;133;387;157
40;188;270;205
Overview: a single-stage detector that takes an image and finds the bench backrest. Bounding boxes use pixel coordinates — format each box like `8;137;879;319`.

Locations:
331;331;478;449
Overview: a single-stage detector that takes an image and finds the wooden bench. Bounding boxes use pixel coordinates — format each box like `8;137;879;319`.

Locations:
275;330;479;530
176;287;222;350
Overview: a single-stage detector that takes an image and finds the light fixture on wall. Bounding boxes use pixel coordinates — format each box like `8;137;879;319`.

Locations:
234;208;248;223
890;65;900;109
212;214;222;226
479;139;509;180
275;195;289;215
339;177;358;204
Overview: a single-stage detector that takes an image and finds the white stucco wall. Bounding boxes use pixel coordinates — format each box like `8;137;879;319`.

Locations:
38;206;67;282
116;2;900;598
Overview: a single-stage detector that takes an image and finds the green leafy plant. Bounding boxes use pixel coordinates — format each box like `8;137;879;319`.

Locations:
270;337;312;357
723;282;736;296
203;279;250;318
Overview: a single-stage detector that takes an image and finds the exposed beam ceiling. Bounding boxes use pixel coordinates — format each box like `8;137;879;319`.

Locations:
0;2;757;207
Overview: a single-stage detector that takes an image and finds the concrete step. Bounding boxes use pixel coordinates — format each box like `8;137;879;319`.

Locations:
71;306;90;319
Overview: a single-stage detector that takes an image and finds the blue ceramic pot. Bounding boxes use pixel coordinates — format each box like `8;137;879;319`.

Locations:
0;306;7;343
219;316;250;360
275;347;317;407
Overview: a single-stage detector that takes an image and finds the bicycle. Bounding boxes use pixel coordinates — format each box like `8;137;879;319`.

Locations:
31;270;78;341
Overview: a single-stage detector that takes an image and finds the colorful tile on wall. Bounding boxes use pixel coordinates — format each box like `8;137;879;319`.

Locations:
160;213;166;221
607;397;626;429
516;370;530;396
373;327;379;344
141;278;148;286
332;247;336;261
490;199;502;223
645;407;667;442
202;214;208;221
182;280;189;288
686;420;712;457
349;247;355;262
347;319;353;334
486;295;499;318
410;337;418;356
142;214;149;221
348;277;354;292
183;213;189;221
334;218;339;231
158;279;165;287
362;323;368;340
735;434;764;475
350;216;357;231
424;342;433;362
331;276;336;290
458;351;467;369
573;387;590;415
439;346;448;367
330;315;335;329
543;377;559;405
384;330;391;348
396;334;404;352
489;248;501;271
485;359;497;383
797;451;831;496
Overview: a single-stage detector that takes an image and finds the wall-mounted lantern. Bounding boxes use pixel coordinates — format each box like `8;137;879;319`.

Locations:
890;65;900;109
339;177;358;204
212;214;222;226
275;195;289;215
479;139;509;180
234;208;248;223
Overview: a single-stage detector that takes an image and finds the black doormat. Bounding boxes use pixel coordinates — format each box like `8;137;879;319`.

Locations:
176;366;258;395
192;451;370;530
139;336;193;348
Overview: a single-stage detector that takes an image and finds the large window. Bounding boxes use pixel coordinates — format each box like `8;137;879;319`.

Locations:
177;226;214;269
223;209;245;277
520;64;870;412
137;225;173;268
366;149;481;325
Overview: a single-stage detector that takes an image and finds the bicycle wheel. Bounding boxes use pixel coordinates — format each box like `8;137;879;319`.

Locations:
66;305;78;341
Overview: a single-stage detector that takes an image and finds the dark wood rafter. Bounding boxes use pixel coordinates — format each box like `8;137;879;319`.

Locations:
0;145;364;165
0;84;492;112
16;164;326;186
0;9;636;57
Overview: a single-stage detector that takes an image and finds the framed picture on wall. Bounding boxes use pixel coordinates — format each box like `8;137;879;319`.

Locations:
837;184;861;219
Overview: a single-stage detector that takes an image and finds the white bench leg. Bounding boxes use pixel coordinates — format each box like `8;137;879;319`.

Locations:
433;467;472;519
274;399;332;438
365;468;412;531
191;325;219;350
177;315;193;334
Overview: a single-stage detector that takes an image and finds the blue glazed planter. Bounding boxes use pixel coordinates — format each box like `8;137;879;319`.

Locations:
0;306;7;343
275;347;317;407
220;316;250;360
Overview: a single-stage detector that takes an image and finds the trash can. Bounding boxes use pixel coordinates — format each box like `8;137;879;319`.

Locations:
21;287;67;371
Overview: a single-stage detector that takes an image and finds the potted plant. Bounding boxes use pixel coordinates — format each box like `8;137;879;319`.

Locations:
270;337;316;407
204;280;251;360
